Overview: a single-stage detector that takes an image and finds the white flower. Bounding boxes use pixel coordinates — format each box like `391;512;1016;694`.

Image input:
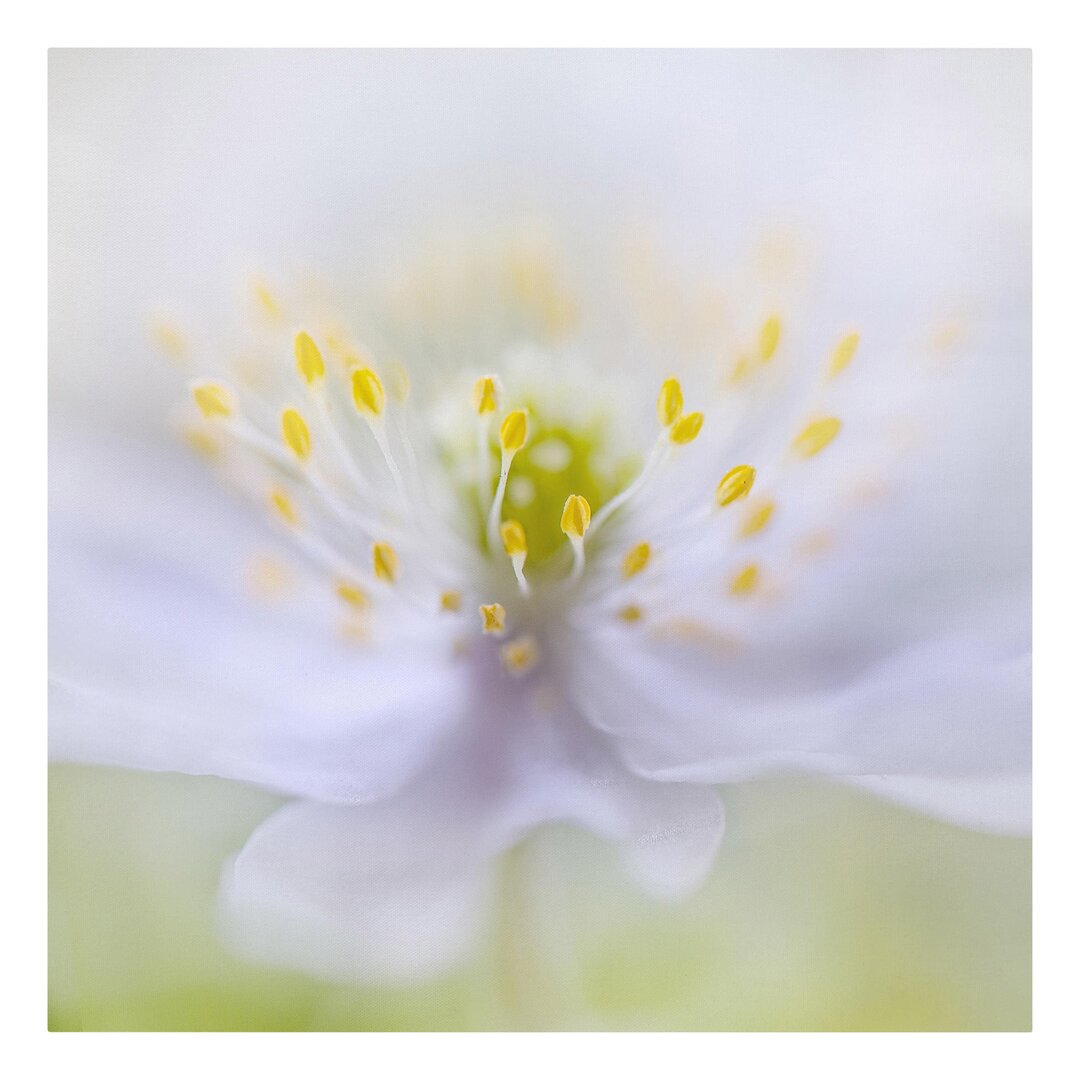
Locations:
49;51;1029;985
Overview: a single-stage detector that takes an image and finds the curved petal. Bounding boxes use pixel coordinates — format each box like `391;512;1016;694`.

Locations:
843;772;1031;837
49;432;470;804
567;623;1029;828
219;697;725;983
219;797;492;985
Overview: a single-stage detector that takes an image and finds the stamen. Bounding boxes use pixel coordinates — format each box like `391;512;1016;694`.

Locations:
440;590;463;613
561;493;591;581
758;315;781;361
715;464;756;506
622;541;652;579
792;417;842;459
828;332;860;378
294;331;326;385
151;320;188;364
500;635;539;675
473;375;501;506
192;381;233;419
617;604;643;623
487;408;529;551
480;602;507;636
472;375;501;416
351;366;386;419
254;283;282;321
372;541;399;584
669;411;704;445
352;365;407;497
500;519;530;595
739;499;775;537
281;408;312;461
729;563;760;597
657;378;684;427
335;580;369;609
268;487;299;526
386;360;411;404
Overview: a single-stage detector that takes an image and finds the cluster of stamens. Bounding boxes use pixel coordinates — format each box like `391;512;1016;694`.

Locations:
184;303;853;678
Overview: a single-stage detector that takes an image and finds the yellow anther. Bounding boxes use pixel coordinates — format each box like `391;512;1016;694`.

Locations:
560;494;592;540
472;375;500;416
622;542;652;579
499;409;529;454
500;519;528;558
657;378;684;427
729;563;760;597
372;541;398;583
617;604;643;623
440;590;463;613
480;602;507;636
500;635;539;675
183;426;221;462
828;332;860;378
254;283;282;320
281;408;312;461
758;315;782;361
740;499;775;537
351;367;386;419
792;417;842;459
294;331;325;385
192;382;233;419
268;488;299;526
386;360;411;404
715;464;756;507
670;411;704;445
151;320;188;362
335;580;369;609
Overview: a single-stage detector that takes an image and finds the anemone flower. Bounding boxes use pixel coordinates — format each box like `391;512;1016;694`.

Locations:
49;50;1030;987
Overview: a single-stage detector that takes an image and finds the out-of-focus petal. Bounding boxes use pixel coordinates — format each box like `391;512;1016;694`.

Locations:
49;431;470;804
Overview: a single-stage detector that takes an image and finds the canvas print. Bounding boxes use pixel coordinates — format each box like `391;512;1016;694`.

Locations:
48;49;1031;1031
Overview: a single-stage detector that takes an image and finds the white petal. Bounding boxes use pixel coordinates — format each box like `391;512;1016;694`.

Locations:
219;797;491;985
50;432;469;804
842;772;1031;836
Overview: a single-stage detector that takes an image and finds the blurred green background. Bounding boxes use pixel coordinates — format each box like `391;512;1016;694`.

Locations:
49;765;1030;1031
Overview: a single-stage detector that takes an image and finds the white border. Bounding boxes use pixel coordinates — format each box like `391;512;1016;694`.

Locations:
9;3;1076;1073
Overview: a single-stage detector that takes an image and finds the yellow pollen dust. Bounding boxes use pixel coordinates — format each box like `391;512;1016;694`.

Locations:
758;315;782;361
472;376;500;416
670;411;704;445
740;499;775;537
192;382;233;420
351;367;386;419
792;417;842;459
335;580;369;609
560;494;592;540
500;635;539;675
617;604;643;623
281;408;312;461
372;541;399;583
729;563;760;597
294;331;326;385
828;332;860;378
500;519;528;558
657;378;684;427
499;409;529;454
440;590;462;613
480;602;507;635
715;464;756;507
269;488;299;526
622;542;652;579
